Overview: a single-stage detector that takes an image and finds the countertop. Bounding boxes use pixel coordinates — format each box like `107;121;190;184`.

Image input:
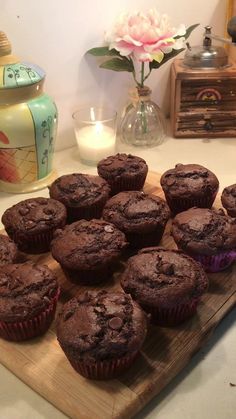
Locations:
0;134;235;419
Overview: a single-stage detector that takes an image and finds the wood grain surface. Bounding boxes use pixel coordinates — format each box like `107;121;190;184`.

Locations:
0;171;235;419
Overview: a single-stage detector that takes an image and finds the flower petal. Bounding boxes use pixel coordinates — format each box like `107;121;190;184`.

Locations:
151;50;164;63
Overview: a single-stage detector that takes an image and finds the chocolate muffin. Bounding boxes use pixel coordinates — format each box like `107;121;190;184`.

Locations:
51;219;128;284
2;197;67;253
97;153;148;195
0;234;18;266
160;163;219;214
172;207;236;272
56;290;148;379
0;262;60;341
49;173;110;223
120;247;208;326
221;183;236;217
102;191;170;248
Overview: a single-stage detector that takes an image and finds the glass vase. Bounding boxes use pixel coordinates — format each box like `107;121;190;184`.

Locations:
120;86;165;147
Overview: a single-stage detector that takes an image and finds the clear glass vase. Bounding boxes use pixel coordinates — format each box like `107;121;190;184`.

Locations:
120;86;165;147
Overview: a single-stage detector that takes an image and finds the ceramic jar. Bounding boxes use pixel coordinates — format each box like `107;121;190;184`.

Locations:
0;31;57;193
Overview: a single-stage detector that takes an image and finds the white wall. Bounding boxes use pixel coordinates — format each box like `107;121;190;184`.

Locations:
0;0;228;150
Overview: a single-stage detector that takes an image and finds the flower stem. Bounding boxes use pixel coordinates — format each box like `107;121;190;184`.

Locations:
143;68;152;83
140;62;145;87
140;101;147;133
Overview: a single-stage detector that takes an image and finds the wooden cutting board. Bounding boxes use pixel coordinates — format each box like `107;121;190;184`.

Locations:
0;171;235;419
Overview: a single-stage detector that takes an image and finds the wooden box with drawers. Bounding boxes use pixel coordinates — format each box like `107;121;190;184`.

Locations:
170;59;236;137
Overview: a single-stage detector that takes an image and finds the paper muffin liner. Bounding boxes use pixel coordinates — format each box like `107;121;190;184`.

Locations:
109;172;147;195
0;287;60;341
66;197;108;224
142;298;200;326
164;193;217;215
189;251;236;273
67;351;139;380
6;222;66;254
126;225;166;249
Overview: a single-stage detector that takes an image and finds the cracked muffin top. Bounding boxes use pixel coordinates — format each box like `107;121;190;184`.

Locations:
172;207;236;255
97;153;148;180
160;163;219;199
0;234;18;266
49;173;110;207
221;183;236;217
56;290;148;361
120;247;208;308
0;263;59;322
102;191;170;233
2;197;67;234
51;219;128;269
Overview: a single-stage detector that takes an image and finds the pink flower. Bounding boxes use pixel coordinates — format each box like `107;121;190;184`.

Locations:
105;9;186;62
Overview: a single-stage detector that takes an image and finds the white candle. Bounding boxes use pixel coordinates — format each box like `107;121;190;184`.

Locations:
75;122;116;163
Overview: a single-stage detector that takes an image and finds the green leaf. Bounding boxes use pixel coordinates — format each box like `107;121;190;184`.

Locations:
87;47;121;57
185;23;199;40
174;23;199;40
100;58;134;72
149;48;185;70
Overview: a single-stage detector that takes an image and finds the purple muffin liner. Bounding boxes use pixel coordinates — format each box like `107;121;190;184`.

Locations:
189;251;236;273
109;172;147;195
0;288;60;341
165;192;217;215
66;197;109;223
67;351;139;380
142;298;200;326
7;222;66;254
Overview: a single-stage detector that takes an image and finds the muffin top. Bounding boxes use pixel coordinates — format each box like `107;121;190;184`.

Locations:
56;290;148;361
97;153;148;180
51;219;127;269
172;207;236;255
0;234;18;266
120;247;208;308
160;163;219;199
221;184;236;217
2;197;67;234
49;173;110;207
0;263;59;322
103;191;170;233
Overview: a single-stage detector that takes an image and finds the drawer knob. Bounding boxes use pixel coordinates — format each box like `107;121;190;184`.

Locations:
204;120;214;131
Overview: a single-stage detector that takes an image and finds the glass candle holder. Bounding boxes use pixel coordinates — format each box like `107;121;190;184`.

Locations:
72;106;117;165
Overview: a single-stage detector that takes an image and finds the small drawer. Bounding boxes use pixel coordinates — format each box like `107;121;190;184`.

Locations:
174;111;236;138
180;79;236;112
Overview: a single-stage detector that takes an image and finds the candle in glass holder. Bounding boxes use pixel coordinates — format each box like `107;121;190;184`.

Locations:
73;107;117;165
75;122;116;163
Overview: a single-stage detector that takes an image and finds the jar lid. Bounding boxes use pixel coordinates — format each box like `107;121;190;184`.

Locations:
183;26;229;69
183;45;228;69
0;31;45;89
